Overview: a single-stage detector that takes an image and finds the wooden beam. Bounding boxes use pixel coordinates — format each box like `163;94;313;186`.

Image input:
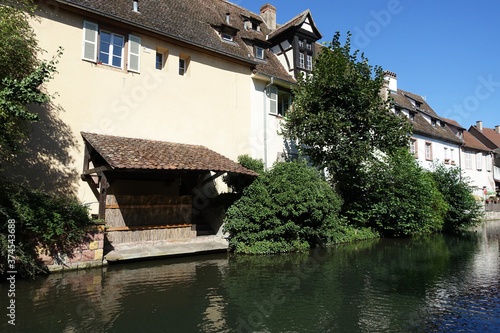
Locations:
106;204;192;209
83;165;111;175
196;171;225;189
107;224;192;231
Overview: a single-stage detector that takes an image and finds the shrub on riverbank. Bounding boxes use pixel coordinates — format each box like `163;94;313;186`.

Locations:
345;150;448;237
429;164;483;231
0;182;92;278
223;160;376;254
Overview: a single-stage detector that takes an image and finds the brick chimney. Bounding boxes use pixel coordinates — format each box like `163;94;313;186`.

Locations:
477;121;483;131
495;125;500;134
260;4;276;30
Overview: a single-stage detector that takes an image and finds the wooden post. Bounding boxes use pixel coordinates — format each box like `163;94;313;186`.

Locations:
98;171;110;220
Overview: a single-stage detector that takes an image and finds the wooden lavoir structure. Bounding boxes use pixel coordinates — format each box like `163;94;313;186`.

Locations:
80;132;257;250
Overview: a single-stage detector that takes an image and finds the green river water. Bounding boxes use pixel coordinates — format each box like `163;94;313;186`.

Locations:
1;221;500;332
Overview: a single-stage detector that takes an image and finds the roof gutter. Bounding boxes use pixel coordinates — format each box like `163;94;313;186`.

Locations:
53;0;259;66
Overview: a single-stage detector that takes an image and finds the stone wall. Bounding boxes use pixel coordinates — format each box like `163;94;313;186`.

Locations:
38;223;106;272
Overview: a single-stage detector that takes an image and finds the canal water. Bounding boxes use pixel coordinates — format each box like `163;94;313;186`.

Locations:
2;221;500;333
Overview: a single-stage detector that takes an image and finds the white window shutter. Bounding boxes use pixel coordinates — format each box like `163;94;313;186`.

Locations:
82;21;98;62
128;34;141;73
269;86;278;115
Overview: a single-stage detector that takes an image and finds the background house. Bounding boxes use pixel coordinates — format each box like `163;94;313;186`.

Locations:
384;72;463;170
469;121;500;193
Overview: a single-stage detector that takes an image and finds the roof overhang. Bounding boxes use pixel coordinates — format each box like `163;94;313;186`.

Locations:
81;132;258;178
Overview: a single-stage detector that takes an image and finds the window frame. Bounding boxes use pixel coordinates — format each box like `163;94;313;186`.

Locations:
425;142;432;161
299;52;305;68
410;138;418;158
465;151;472;169
306;54;312;71
98;30;125;69
486;153;492;171
255;46;265;60
476;152;483;170
156;52;164;70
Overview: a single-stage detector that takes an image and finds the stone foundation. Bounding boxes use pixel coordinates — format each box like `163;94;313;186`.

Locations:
38;223;107;272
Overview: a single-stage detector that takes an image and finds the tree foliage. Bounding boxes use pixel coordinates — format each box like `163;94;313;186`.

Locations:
0;1;62;167
282;32;411;208
347;149;447;237
0;182;92;278
429;164;483;231
223;161;377;254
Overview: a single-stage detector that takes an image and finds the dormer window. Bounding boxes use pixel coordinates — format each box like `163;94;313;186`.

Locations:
255;46;264;60
431;119;436;127
409;112;415;120
415;101;422;108
222;33;233;42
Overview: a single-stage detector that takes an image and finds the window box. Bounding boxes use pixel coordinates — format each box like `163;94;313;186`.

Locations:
444;158;450;164
451;160;456;165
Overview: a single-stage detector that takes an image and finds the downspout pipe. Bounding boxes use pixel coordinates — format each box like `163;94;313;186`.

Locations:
263;77;274;171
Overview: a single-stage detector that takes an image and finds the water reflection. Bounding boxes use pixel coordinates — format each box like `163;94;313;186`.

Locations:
1;222;499;333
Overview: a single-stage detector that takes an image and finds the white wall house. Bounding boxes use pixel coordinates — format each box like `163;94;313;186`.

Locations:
384;72;463;171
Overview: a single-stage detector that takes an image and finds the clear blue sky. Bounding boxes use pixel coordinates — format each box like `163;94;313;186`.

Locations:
240;0;500;130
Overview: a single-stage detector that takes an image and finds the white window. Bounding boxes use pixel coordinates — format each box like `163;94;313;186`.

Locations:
298;40;303;48
465;151;472;169
487;154;492;171
268;85;278;115
156;52;163;70
179;58;186;76
82;21;98;62
299;53;305;68
444;147;449;163
306;55;312;71
410;138;417;157
425;142;432;160
128;34;141;73
82;21;141;72
450;148;455;164
99;31;124;68
256;47;264;59
268;85;292;117
307;42;312;50
476;152;483;170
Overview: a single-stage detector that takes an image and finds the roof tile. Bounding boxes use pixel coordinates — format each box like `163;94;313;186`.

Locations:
82;132;258;176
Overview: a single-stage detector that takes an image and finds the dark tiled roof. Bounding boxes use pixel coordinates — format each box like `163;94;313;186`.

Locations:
392;89;462;144
441;117;465;130
470;126;500;148
268;10;309;38
81;132;258;176
56;0;291;80
463;131;490;152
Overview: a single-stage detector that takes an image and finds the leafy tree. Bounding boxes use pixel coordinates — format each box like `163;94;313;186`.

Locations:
281;32;411;211
348;149;447;237
223;161;376;254
0;182;92;278
0;1;62;167
429;164;483;231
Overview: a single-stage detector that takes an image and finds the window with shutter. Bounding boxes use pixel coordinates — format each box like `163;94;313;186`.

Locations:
268;86;278;115
128;34;141;73
82;21;98;62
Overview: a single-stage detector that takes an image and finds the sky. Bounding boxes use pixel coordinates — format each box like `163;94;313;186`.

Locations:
237;0;500;130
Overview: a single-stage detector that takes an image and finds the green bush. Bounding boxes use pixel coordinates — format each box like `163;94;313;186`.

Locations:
0;182;92;278
223;154;264;194
223;160;347;254
429;163;483;231
347;149;448;237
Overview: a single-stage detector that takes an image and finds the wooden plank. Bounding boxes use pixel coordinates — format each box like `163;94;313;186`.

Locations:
106;204;192;209
107;224;192;231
